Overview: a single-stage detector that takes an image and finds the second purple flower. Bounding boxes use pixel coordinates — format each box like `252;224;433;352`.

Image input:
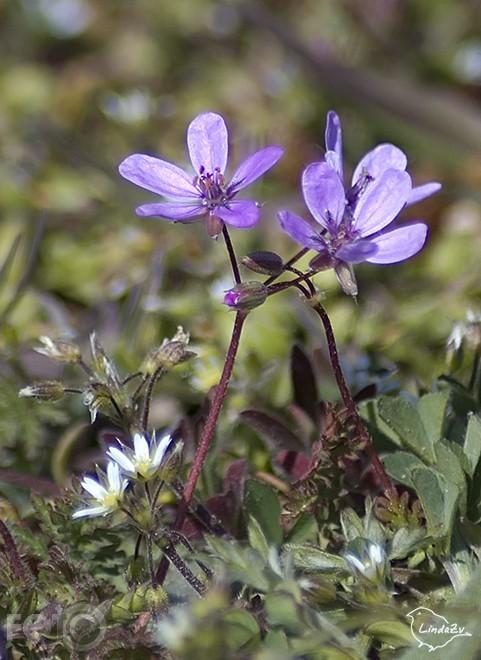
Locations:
119;112;283;236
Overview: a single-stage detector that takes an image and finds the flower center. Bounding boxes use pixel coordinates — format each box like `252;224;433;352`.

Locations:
102;490;120;508
194;166;228;209
135;457;153;478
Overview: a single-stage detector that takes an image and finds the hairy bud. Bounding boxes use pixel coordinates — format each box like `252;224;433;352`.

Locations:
142;326;195;375
19;381;65;402
34;336;81;363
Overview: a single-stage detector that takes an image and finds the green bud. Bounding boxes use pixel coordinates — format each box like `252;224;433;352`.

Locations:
223;281;268;312
142;326;195;375
19;381;65;401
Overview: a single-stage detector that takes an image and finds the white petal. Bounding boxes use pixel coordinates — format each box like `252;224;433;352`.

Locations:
345;553;365;573
107;447;136;475
369;543;384;565
81;476;106;500
106;461;122;493
153;434;173;467
72;505;108;519
133;433;150;461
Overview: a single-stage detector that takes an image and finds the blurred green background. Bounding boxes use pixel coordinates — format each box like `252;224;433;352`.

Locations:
1;0;481;478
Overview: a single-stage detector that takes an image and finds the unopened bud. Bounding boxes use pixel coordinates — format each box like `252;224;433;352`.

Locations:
223;281;268;312
334;261;358;298
19;380;65;401
142;326;195;375
34;336;81;363
241;250;283;276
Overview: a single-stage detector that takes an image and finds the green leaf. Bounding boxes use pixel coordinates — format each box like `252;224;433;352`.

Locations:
283;543;346;572
410;466;459;539
245;479;282;546
340;508;364;542
247;515;269;562
434;441;467;513
224;609;260;650
389;527;430;560
364;620;413;647
377;396;435;463
265;592;304;635
383;451;426;488
463;413;481;478
285;512;318;544
417;391;449;445
263;629;289;652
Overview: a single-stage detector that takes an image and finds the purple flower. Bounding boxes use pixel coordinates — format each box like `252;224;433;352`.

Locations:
119;112;283;236
278;111;441;295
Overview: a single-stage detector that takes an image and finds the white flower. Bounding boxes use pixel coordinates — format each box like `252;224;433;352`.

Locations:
106;432;173;480
72;461;128;519
344;541;386;582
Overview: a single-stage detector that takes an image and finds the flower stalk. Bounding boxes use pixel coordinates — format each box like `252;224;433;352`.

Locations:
311;301;396;498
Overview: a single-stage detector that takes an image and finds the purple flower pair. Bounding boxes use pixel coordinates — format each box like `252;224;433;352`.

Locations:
119;112;283;237
119;110;441;295
278;111;441;293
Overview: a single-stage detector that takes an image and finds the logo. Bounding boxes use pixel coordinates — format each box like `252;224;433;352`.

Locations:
406;606;472;653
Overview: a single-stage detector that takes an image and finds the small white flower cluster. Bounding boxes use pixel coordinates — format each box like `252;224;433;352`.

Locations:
344;541;386;582
72;431;174;519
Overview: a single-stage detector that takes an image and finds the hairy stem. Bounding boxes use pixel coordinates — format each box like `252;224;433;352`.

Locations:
311;302;396;497
141;366;165;433
155;311;246;584
222;225;241;285
156;541;206;595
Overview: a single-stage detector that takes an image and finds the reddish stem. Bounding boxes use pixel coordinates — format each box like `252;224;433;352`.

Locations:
155;310;246;584
311;302;396;497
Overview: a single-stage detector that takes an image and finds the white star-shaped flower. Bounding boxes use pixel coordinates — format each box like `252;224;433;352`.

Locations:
73;461;128;519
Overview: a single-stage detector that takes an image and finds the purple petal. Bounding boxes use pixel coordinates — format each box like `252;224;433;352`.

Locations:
302;162;346;230
277;210;326;251
364;222;428;264
187;112;228;175
336;240;378;264
215;200;260;228
407;182;441;206
229;146;284;193
353;169;412;237
324;111;343;178
352;144;407;185
119;154;198;199
136;201;203;221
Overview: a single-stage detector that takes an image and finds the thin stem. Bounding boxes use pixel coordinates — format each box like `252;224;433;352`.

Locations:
267;274;312;296
155;311;246;585
179;311;245;511
156;541;206;595
264;247;309;286
222;225;241;284
469;348;481;394
147;534;155;586
311;302;396;497
78;358;95;378
141;366;165;433
145;481;152;506
286;266;316;297
150;479;165;513
134;533;142;561
122;371;143;386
